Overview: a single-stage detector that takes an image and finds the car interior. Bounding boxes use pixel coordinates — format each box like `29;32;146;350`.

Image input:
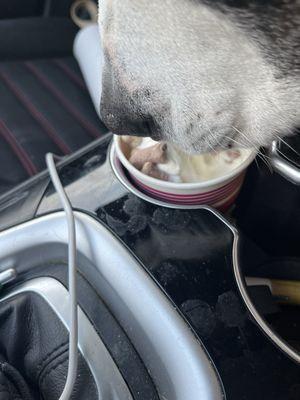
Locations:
0;1;299;399
0;0;107;195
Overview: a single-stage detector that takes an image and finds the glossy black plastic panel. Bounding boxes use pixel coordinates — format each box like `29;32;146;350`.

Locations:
1;134;300;399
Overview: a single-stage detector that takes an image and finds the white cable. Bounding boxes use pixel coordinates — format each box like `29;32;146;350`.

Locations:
46;153;78;400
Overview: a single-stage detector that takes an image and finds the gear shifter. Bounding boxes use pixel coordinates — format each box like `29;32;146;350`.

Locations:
0;291;97;400
0;154;96;400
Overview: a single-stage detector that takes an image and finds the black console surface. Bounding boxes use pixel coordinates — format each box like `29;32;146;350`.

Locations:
97;198;300;400
0;134;299;399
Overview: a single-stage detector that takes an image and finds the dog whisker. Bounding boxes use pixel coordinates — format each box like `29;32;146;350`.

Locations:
207;128;220;154
231;126;273;171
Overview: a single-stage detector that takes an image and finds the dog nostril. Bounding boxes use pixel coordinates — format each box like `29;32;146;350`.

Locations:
143;120;153;135
142;118;162;141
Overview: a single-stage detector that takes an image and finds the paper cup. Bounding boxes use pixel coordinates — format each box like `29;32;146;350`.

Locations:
114;135;256;211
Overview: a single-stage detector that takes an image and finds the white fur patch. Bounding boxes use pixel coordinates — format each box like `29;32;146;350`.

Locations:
99;0;300;153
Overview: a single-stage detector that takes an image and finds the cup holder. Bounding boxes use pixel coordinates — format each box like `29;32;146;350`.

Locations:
109;142;204;210
110;142;237;211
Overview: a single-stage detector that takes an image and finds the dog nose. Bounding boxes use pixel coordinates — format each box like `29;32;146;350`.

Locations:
100;67;161;138
100;91;161;139
100;101;156;137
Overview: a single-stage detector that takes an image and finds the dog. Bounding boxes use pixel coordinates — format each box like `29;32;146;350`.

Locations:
98;0;300;154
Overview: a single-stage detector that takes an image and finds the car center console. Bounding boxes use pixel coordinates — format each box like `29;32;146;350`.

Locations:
0;133;299;399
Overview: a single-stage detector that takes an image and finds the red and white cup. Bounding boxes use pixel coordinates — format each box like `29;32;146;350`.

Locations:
114;136;256;211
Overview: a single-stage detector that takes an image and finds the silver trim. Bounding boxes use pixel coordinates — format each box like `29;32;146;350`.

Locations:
269;140;300;185
233;232;300;363
204;207;300;364
0;211;224;400
39;155;127;214
1;277;133;400
0;268;16;285
0;132;113;206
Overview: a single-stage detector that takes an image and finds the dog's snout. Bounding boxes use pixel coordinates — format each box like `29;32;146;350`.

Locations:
100;80;161;139
101;105;156;138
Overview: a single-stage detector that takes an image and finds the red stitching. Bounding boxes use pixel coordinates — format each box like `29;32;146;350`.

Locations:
25;62;102;139
0;69;71;155
52;59;86;91
0;119;37;176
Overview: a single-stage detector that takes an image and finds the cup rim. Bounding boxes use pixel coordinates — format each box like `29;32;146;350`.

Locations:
114;135;257;189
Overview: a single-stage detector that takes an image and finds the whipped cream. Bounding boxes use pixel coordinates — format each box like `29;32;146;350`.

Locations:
124;136;252;183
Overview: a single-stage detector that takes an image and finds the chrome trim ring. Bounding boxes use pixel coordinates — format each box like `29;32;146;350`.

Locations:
109;142;206;210
206;208;300;364
269;140;300;185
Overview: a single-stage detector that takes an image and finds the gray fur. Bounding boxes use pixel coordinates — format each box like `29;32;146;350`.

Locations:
98;0;300;153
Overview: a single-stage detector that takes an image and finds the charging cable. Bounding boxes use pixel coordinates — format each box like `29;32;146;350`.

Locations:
46;153;78;400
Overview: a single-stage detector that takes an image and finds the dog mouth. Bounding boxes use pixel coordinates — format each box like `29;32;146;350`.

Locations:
188;126;255;154
187;133;234;154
